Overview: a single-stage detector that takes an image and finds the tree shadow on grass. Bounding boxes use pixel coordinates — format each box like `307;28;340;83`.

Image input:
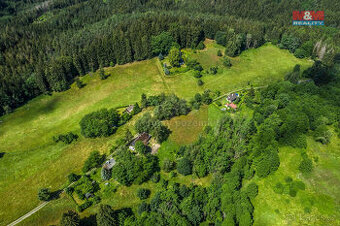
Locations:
0;152;5;158
11;95;61;125
80;214;97;226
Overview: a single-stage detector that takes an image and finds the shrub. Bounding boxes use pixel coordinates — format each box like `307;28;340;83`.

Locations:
80;108;120;138
158;53;164;60
75;78;85;89
99;68;109;80
299;156;313;174
38;188;51;201
77;200;93;212
162;159;175;172
135;141;148;155
273;183;284;194
68;173;80;183
151;172;160;183
209;66;218;74
137;188;151;200
245;182;258;199
177;158;192;176
65;187;74;196
164;67;170;75
82;151;104;173
217;50;222;56
138;202;150;215
193;70;202;78
53;132;78;144
196;41;205;50
101;167;112;180
60;210;80;226
222;56;232;67
197;79;204;86
169;47;181;67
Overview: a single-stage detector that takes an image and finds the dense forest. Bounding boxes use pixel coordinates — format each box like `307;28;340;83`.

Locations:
0;0;339;115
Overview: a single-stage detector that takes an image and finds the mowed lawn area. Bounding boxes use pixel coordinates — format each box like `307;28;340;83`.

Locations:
0;41;311;225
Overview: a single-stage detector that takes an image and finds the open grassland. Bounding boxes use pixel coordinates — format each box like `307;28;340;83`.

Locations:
168;41;312;99
0;41;312;225
252;136;340;225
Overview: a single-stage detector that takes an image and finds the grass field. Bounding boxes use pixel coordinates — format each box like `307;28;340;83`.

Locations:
0;41;312;225
252;136;340;225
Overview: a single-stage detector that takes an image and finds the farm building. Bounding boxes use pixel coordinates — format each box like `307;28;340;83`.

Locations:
225;103;237;109
227;93;239;102
103;158;116;170
125;105;134;114
129;132;151;151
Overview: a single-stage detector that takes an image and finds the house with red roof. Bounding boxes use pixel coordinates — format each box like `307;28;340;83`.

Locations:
225;103;237;109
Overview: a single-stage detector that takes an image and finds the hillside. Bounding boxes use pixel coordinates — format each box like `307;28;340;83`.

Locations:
0;42;316;225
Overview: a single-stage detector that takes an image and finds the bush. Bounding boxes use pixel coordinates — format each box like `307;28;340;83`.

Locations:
75;78;85;89
169;47;181;67
137;188;151;200
65;187;74;196
209;66;218;75
77;200;93;212
53;132;78;144
60;210;80;226
177;158;192;176
298;155;313;174
135;141;148;155
245;182;258;199
193;70;202;78
68;173;80;183
38;188;52;201
138;202;150;215
101;167;112;180
82;151;104;173
273;183;284;194
196;41;205;50
151;172;160;183
222;56;232;67
197;79;204;86
217;50;222;56
162;159;175;172
80;108;120;138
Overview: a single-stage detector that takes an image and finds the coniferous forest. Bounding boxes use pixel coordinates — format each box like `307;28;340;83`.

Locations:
0;0;339;115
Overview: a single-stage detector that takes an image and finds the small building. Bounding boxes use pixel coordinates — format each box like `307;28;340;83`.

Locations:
129;132;151;151
125;105;134;114
103;158;116;170
227;93;239;102
85;193;93;199
225;103;237;110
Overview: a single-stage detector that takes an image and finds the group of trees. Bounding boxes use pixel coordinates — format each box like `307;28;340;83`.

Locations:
80;103;141;138
112;148;159;186
80;108;120;138
134;113;170;143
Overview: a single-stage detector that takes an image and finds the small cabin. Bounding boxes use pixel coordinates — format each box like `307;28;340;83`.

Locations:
125;105;134;114
227;93;239;102
129;132;151;151
103;158;116;170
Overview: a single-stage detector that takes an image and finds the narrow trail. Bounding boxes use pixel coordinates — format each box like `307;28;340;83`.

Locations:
7;202;49;226
155;59;171;92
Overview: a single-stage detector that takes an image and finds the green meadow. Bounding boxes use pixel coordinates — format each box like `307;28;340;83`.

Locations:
252;136;340;226
0;41;312;225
